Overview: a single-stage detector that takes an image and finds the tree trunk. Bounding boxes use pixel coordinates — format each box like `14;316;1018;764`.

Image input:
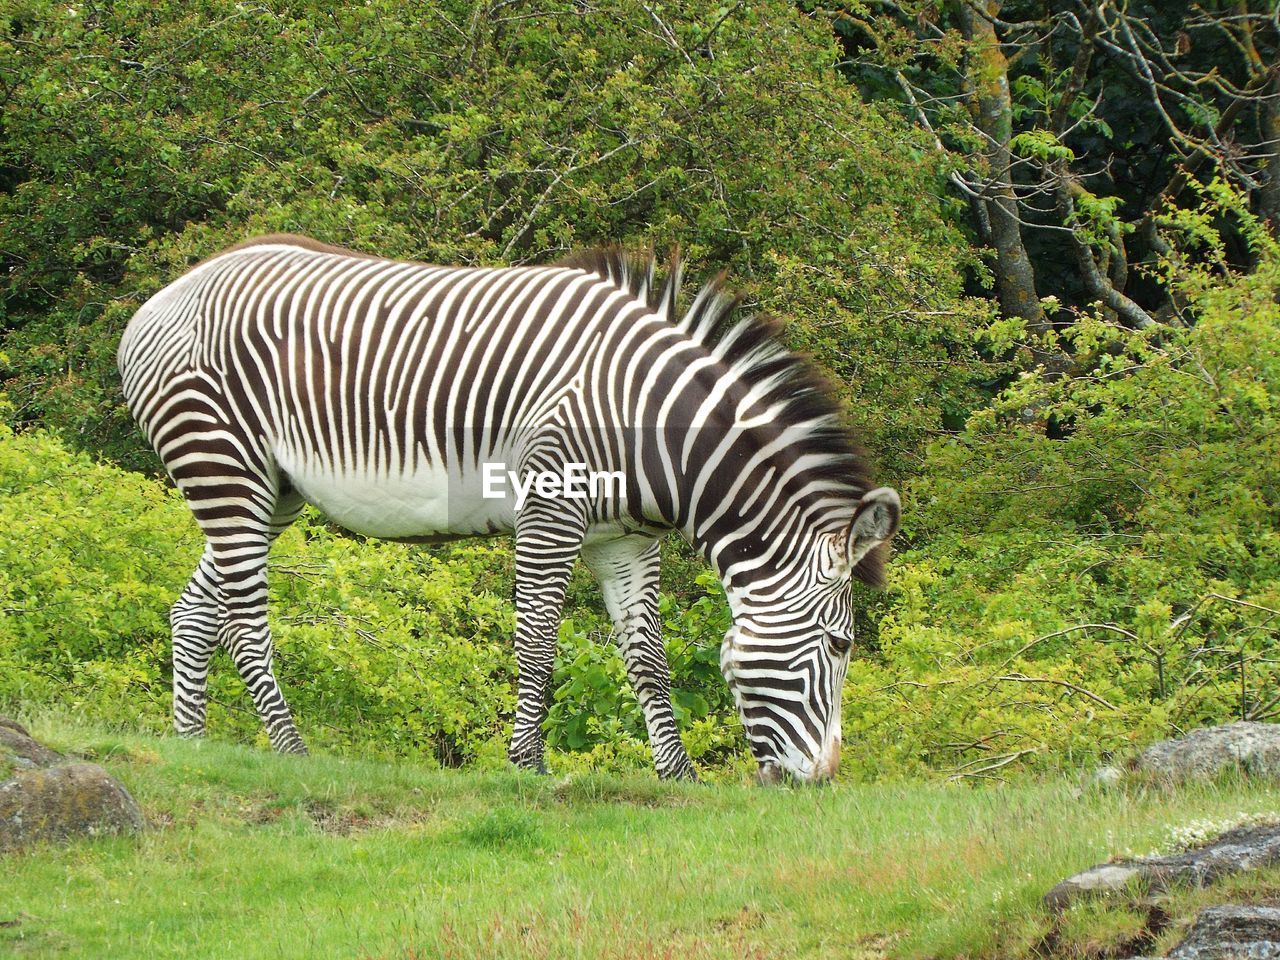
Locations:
957;0;1047;333
1259;90;1280;237
1054;173;1157;330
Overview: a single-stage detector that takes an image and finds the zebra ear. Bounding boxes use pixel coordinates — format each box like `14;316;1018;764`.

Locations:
845;487;901;569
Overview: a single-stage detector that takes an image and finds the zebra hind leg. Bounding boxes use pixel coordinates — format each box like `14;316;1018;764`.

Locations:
178;458;308;755
215;551;307;754
170;545;221;737
582;537;697;781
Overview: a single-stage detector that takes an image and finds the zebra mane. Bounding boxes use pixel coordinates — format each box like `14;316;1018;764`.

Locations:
556;247;887;587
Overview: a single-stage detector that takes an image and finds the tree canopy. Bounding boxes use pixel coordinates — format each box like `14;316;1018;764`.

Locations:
1;0;989;474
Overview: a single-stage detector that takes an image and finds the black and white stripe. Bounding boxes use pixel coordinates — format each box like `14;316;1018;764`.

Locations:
119;236;899;781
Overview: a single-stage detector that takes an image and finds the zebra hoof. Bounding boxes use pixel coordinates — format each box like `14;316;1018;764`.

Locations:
508;752;548;775
659;765;699;783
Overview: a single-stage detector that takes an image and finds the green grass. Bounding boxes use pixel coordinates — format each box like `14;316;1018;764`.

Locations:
3;717;1279;960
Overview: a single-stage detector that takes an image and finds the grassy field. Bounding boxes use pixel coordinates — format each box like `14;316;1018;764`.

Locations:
3;718;1280;960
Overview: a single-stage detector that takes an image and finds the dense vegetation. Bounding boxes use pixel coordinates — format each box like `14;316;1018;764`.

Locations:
0;0;985;471
848;194;1280;777
0;419;743;771
2;1;1277;779
839;0;1280;333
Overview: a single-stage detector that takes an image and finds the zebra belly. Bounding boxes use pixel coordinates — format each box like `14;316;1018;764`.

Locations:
283;460;513;539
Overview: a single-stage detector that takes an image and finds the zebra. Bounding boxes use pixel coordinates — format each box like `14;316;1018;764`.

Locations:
118;234;900;783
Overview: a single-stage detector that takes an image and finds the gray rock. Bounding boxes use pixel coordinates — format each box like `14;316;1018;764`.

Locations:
0;762;144;852
1046;863;1146;910
1168;905;1280;959
1137;723;1280;782
1084;765;1127;791
0;718;63;771
1045;824;1280;910
0;719;28;737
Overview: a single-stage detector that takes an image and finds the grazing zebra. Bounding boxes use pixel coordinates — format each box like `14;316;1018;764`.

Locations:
118;235;900;782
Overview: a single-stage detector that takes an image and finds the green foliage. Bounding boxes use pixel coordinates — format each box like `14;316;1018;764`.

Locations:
0;426;188;713
4;186;1279;780
841;196;1280;779
0;0;986;476
1009;130;1074;162
6;189;1278;780
841;0;1280;328
544;569;739;766
1067;187;1129;249
5;1;1278;786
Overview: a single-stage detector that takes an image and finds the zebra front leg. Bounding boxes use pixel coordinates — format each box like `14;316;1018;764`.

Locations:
582;537;697;781
508;504;587;774
170;545;221;737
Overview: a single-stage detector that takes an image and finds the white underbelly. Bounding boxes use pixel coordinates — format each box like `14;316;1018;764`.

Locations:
283;459;514;538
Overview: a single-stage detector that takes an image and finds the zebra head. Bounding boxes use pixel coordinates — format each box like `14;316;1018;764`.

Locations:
561;248;904;783
719;486;901;784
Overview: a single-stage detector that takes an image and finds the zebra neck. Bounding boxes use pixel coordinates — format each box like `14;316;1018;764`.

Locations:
631;348;843;590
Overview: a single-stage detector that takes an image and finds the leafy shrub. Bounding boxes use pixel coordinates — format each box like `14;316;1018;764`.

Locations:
544;571;739;765
842;189;1280;780
6;184;1278;782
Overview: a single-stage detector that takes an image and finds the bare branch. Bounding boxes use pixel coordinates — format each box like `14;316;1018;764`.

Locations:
996;673;1119;710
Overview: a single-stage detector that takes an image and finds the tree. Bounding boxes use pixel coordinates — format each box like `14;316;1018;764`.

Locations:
837;0;1280;334
839;185;1280;778
1;0;989;476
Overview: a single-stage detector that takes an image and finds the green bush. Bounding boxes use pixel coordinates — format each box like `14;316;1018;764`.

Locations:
6;184;1277;781
841;188;1280;780
544;570;739;766
5;0;1277;780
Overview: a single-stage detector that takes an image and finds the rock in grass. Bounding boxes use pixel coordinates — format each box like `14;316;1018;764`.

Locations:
1137;723;1280;782
0;762;144;852
1044;824;1280;911
0;718;64;771
1082;765;1126;792
1167;905;1280;959
1045;863;1147;910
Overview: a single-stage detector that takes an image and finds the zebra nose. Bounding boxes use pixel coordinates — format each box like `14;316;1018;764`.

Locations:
756;762;785;786
815;739;840;780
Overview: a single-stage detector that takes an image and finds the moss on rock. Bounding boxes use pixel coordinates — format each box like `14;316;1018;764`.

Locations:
0;762;145;852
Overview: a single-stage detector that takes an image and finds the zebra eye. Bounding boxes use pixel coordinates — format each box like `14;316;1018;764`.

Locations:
826;630;853;656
